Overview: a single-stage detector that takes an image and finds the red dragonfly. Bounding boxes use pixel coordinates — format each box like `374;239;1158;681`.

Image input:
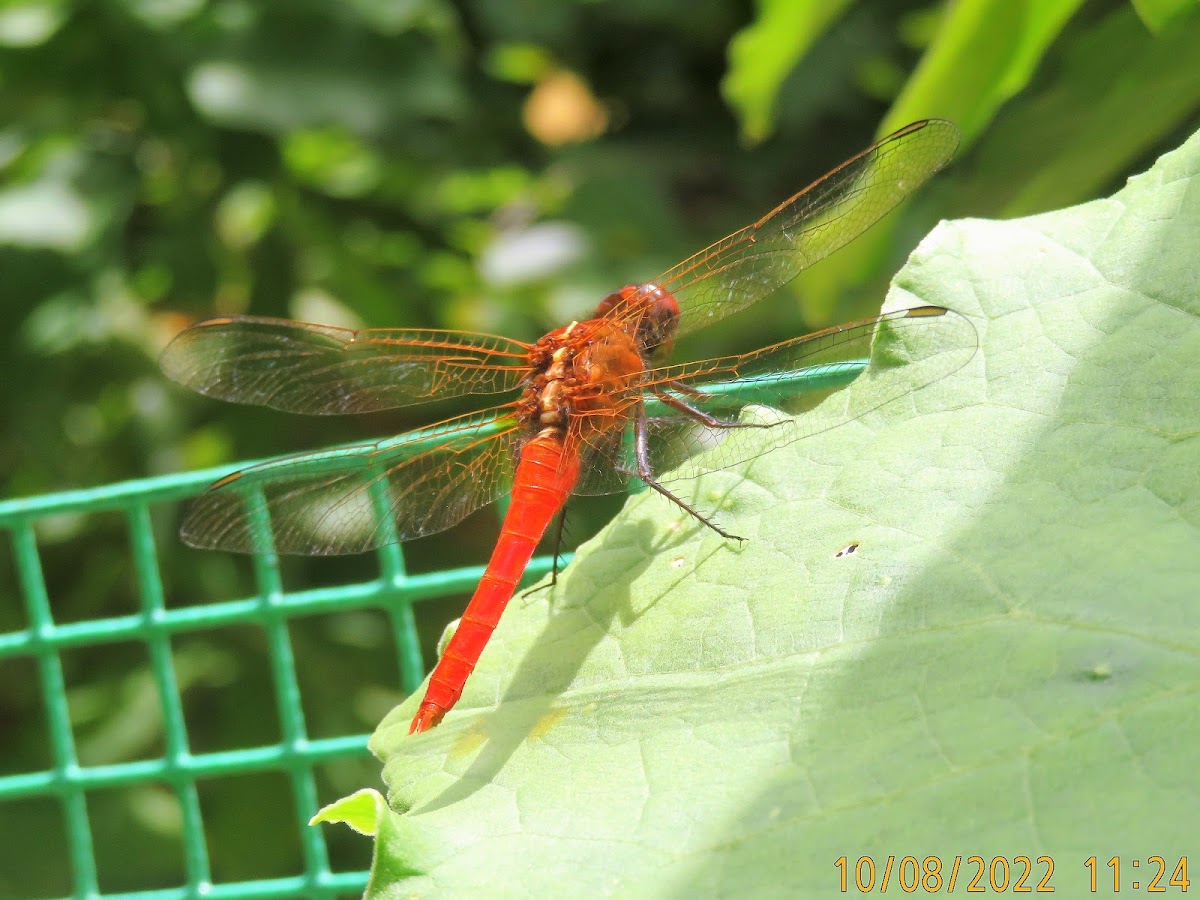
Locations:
161;119;974;734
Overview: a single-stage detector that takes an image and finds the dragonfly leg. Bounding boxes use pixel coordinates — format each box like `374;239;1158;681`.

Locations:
518;508;567;600
653;383;779;431
633;404;746;542
662;378;710;399
548;507;567;587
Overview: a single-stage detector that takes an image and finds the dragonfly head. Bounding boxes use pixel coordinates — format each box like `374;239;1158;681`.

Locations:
594;283;680;358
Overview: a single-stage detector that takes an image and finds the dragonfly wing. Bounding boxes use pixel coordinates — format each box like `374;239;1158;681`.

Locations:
638;306;977;484
642;120;961;338
161;316;532;414
570;428;637;497
180;409;525;554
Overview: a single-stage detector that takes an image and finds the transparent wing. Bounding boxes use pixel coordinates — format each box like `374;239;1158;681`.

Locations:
161;316;533;414
570;428;635;496
180;408;525;554
624;120;960;338
572;306;976;495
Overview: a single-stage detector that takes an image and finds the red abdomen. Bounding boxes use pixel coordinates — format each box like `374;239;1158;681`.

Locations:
409;432;581;733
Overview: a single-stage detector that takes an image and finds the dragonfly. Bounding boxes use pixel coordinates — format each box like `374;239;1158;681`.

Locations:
161;118;975;734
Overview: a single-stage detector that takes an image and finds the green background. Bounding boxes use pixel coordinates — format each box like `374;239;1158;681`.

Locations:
1;0;1198;895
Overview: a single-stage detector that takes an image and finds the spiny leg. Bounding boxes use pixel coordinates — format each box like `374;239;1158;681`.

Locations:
633;403;746;542
662;378;710;399
653;382;783;431
547;507;567;588
518;507;567;600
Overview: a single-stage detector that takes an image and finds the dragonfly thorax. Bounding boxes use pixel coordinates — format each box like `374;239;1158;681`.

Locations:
522;313;651;441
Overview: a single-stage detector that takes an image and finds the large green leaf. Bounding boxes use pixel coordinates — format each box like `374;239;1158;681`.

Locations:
883;0;1086;142
1130;0;1198;32
953;5;1200;218
349;126;1200;894
801;6;1200;319
722;0;854;145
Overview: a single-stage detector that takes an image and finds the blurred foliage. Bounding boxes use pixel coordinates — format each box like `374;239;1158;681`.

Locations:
1;0;1198;895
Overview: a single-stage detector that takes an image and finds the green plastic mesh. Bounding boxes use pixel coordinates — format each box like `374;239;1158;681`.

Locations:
0;460;564;900
0;360;864;899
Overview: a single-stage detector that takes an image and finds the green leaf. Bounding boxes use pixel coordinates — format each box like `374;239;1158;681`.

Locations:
311;788;429;888
359;126;1200;893
954;5;1200;217
186;42;465;137
310;788;385;835
0;0;68;47
0;180;95;251
1129;0;1198;32
813;4;1200;319
883;0;1086;142
723;0;854;145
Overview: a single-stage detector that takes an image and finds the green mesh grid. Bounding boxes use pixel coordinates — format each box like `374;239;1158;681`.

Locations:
0;361;863;900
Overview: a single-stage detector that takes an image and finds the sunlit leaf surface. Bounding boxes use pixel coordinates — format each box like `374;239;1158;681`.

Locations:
360;125;1200;895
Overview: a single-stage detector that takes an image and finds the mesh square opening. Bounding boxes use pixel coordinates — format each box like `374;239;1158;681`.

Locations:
156;498;259;609
279;551;380;593
0;532;25;633
0;794;71;899
0;655;53;776
61;640;164;767
174;624;281;753
197;771;304;883
290;608;403;740
90;782;187;894
35;509;139;623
